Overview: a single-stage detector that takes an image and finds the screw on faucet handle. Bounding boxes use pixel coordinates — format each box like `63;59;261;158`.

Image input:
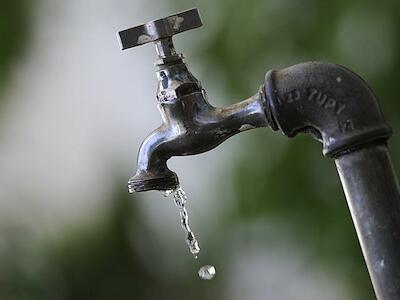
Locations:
118;8;202;51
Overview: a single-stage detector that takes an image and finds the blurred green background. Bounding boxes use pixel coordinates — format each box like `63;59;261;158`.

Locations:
1;0;399;299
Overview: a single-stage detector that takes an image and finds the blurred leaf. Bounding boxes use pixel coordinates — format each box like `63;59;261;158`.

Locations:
0;0;31;102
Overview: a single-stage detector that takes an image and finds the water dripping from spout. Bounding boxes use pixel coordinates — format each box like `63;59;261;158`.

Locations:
163;186;200;258
163;186;216;280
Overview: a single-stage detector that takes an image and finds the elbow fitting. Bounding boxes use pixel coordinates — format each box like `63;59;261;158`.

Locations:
264;62;392;157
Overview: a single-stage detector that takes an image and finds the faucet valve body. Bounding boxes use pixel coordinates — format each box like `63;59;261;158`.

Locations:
118;8;204;192
119;8;270;192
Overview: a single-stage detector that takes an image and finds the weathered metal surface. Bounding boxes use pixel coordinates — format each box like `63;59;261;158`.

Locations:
264;62;392;157
336;144;400;299
118;8;270;192
128;71;269;192
118;8;202;50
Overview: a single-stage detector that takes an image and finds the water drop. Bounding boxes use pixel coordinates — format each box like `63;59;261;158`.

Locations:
163;186;216;278
165;186;201;259
162;190;173;197
198;265;216;280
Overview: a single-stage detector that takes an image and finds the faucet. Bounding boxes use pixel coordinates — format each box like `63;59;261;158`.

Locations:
118;8;269;192
118;8;400;300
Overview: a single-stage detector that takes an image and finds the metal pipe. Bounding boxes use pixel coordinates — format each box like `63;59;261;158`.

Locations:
335;143;400;299
264;62;400;299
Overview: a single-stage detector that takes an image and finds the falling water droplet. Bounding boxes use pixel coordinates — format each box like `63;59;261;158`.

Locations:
198;265;216;280
163;186;216;279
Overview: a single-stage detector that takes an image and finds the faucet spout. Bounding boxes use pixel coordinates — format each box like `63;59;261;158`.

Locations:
128;84;270;192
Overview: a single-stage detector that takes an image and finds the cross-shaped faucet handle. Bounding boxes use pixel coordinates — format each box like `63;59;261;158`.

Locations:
118;8;202;59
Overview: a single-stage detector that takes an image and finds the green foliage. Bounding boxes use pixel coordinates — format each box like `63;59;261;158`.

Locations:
0;0;31;99
0;186;223;299
232;134;374;298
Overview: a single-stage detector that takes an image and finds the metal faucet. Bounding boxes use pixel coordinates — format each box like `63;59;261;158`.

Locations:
118;8;270;192
118;8;400;300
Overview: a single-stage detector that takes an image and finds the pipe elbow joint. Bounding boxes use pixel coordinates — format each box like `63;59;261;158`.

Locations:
264;62;392;157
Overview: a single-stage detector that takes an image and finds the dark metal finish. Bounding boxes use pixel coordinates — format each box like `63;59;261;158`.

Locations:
118;8;202;51
119;8;270;193
264;62;392;157
118;8;400;300
336;144;400;299
128;58;269;192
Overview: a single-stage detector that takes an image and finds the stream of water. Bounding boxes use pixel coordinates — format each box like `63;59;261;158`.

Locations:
163;186;216;280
